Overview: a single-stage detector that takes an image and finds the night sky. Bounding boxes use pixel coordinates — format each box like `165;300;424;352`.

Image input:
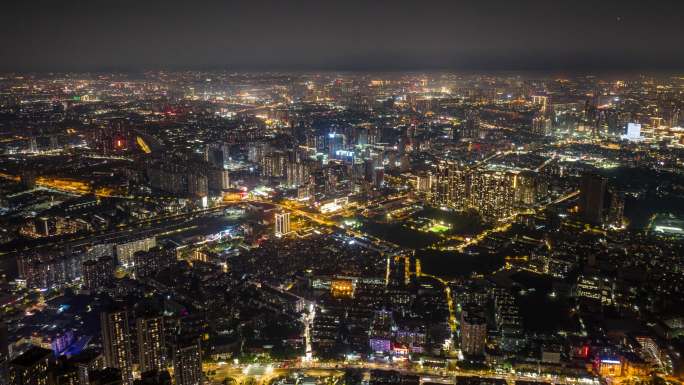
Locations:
1;0;683;72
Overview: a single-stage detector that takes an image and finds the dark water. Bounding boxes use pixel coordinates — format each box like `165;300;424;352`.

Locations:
361;221;439;249
624;195;684;229
598;167;684;229
417;249;505;279
360;206;486;249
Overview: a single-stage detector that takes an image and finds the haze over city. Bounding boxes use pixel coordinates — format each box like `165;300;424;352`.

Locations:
2;0;684;71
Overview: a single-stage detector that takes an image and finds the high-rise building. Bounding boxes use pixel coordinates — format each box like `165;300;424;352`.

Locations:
427;163;522;222
532;115;552;136
68;348;103;385
115;237;156;267
285;161;311;188
221;169;230;190
133;246;175;280
137;369;172;385
469;170;517;221
205;142;228;168
172;338;202;385
369;310;393;353
137;315;166;374
47;364;80;385
82;256;115;291
100;306;133;385
621;122;642;141
145;156;209;199
605;188;625;229
19;251;85;290
20;169;37;189
8;346;52;385
579;174;607;224
208;168;230;192
532;95;548;113
373;167;385;188
247;142;269;164
275;212;291;237
34;217;50;237
462;109;481;140
88;367;123;385
515;171;538;206
261;151;286;178
0;321;8;382
28;137;38;153
415;172;434;197
493;289;524;352
460;314;487;356
327;133;346;158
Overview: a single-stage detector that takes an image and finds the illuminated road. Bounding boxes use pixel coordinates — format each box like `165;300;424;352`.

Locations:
234;101;286;115
534;156;556;172
473;150;510;168
542;190;580;209
203;361;600;385
418;271;457;333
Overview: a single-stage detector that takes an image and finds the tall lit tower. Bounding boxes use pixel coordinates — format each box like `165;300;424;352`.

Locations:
172;338;202;385
100;306;133;385
275;212;291;237
137;314;165;374
460;314;487;356
532;95;548;113
462;109;481;140
8;346;52;385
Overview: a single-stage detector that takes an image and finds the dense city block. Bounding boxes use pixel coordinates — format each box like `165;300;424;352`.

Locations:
0;71;683;385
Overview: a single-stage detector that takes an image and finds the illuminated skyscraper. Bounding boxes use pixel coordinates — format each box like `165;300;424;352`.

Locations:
208;168;230;192
0;321;7;384
621;122;642;141
137;315;166;374
172;338;202;385
515;171;538;206
469;170;517;221
327;133;346;158
47;364;79;385
447;167;469;208
275;212;291;237
8;346;52;385
286;161;310;188
133;246;175;280
115;237;156;267
462;109;481;140
100;306;133;385
605;188;625;229
369;310;393;353
532;115;552;135
82;256;114;292
428;163;521;222
532;95;548;113
460;314;487;356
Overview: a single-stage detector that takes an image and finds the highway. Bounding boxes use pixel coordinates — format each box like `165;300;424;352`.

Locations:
203;361;600;385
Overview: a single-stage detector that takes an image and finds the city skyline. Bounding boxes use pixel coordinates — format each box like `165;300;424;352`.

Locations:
1;1;684;385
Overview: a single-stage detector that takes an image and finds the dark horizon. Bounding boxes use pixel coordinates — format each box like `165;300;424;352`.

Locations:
2;0;683;73
2;67;684;79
